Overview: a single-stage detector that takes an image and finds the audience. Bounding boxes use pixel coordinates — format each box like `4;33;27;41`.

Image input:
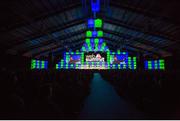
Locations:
0;67;179;119
0;68;93;119
100;69;180;118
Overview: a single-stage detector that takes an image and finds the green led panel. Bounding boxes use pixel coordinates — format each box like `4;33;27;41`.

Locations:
56;64;58;69
86;38;90;44
95;19;102;28
94;38;99;44
86;30;92;37
97;31;103;37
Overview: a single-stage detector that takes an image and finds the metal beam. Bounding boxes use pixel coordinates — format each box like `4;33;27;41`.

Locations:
3;2;82;33
32;39;85;57
19;29;86;54
9;18;85;49
35;43;84;58
101;15;177;42
34;35;145;58
103;29;165;49
20;23;169;56
23;29;167;57
36;39;139;58
110;1;180;25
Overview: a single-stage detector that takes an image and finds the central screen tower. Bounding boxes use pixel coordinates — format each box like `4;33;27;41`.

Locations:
80;0;109;69
55;0;137;70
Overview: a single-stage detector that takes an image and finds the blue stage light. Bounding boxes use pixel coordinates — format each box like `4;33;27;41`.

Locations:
88;19;94;28
91;0;100;12
99;38;103;43
92;31;97;37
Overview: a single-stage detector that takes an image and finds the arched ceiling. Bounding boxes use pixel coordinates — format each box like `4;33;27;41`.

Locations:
0;0;180;58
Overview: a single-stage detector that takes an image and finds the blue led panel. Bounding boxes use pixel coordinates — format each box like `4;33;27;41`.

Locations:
91;0;100;12
31;59;48;69
144;59;165;70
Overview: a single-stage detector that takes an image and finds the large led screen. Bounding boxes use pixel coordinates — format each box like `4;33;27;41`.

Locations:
84;52;107;62
69;54;81;64
110;54;127;64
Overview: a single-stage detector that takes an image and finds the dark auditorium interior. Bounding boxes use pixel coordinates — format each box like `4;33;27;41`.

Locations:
0;0;180;120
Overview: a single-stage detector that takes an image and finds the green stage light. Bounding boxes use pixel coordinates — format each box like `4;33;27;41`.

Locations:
112;64;116;69
31;65;35;69
41;61;45;69
123;64;126;69
41;61;44;64
66;64;68;69
32;59;35;63
86;38;90;44
86;31;92;37
128;57;131;67
95;19;102;28
76;51;80;54
159;59;164;63
89;47;92;51
101;46;105;51
148;61;151;65
81;53;84;64
94;38;99;44
75;64;78;69
102;42;106;46
148;61;152;69
56;64;58;69
118;64;120;69
160;65;165;70
97;31;103;37
82;46;86;51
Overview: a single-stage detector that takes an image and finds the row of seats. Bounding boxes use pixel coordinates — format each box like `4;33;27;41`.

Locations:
100;70;180;118
0;67;179;119
0;68;93;119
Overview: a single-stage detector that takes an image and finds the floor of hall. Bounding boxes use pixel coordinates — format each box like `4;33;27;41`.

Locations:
79;73;147;119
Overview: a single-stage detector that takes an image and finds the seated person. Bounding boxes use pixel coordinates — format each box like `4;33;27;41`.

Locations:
112;56;126;64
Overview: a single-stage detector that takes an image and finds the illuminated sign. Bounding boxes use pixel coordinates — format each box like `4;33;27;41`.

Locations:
85;52;106;62
86;53;104;62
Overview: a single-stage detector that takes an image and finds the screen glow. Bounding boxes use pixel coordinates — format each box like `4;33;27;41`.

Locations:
145;59;165;70
31;59;48;69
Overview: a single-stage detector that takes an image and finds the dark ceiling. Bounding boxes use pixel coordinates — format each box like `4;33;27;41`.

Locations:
0;0;180;58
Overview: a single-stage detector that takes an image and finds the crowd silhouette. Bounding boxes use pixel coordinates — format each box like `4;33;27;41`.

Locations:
0;67;179;119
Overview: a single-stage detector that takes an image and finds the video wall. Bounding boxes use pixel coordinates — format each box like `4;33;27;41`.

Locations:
84;52;106;62
30;0;165;71
81;38;109;52
30;57;166;71
31;59;48;69
55;50;137;70
144;59;165;70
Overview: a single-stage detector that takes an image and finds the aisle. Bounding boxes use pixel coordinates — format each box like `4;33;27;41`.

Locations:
79;73;146;119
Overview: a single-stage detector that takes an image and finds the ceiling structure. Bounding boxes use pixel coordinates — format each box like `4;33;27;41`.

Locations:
0;0;180;58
